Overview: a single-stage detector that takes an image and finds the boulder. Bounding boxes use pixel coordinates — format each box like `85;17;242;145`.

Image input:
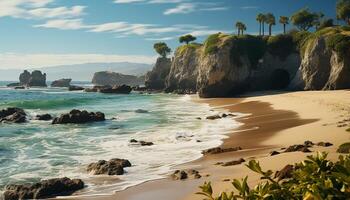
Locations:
51;79;72;87
92;71;144;86
270;151;280;156
202;147;242;155
284;144;311;153
221;158;245;166
145;57;172;90
14;86;25;90
3;177;84;200
316;142;333;147
275;165;294;181
171;169;201;180
0;107;26;123
52;109;105;124
36;114;53;121
129;139;154;146
206;115;222;120
99;85;132;94
68;85;85;91
19;70;47;87
87;158;131;175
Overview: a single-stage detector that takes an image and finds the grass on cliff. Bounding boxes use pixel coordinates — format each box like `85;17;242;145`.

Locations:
203;33;231;55
176;43;202;56
267;34;297;60
197;152;350;200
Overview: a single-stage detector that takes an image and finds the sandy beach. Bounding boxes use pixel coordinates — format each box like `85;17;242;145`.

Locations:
66;90;350;200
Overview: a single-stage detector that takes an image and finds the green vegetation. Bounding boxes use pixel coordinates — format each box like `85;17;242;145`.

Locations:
256;13;265;36
337;0;350;25
179;34;197;45
176;43;202;55
267;34;296;60
203;33;223;55
198;152;350;200
153;42;171;58
318;18;334;30
337;143;350;153
291;8;320;31
279;16;289;34
235;22;247;36
326;33;350;60
266;13;276;36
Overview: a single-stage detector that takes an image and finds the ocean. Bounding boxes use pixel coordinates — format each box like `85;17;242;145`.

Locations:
0;81;240;197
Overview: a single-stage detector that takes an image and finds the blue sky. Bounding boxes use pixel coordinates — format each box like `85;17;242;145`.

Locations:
0;0;337;69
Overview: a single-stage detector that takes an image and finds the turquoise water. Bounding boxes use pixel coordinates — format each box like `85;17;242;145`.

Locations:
0;81;240;196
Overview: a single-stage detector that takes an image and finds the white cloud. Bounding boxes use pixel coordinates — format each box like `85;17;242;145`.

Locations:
145;37;175;41
164;2;228;15
34;19;89;30
28;6;85;19
240;6;259;10
114;0;184;4
0;53;157;69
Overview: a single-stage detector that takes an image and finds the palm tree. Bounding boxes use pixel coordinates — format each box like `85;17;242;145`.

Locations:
261;14;267;36
256;13;264;36
235;22;243;36
241;23;247;35
266;13;276;36
279;16;289;34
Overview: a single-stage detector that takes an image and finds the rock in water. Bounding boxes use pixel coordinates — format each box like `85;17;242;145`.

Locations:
87;158;131;175
92;71;144;86
19;70;47;87
145;57;172;90
0;107;26;123
99;85;132;94
52;109;105;124
51;79;72;87
36;114;53;121
3;177;84;200
6;82;21;87
68;85;85;91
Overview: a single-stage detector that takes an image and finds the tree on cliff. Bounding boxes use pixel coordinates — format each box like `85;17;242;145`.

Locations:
153;42;171;58
256;13;265;36
266;13;276;36
279;16;289;34
179;34;197;44
337;0;350;25
235;22;247;36
291;8;319;31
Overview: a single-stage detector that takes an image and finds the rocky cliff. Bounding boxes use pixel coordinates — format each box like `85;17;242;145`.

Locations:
92;71;144;86
19;70;47;87
51;78;72;87
145;57;171;90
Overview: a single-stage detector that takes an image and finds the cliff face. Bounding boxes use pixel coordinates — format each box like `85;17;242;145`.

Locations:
290;34;350;90
165;45;200;93
145;57;171;90
92;71;144;86
19;70;47;87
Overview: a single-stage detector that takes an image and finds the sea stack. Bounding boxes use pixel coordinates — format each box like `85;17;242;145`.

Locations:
19;70;47;87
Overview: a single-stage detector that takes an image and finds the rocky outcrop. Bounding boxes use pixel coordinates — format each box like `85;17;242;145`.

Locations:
51;78;72;87
0;107;26;123
52;109;105;124
68;85;85;91
36;114;53;121
92;71;144;86
145;57;172;90
290;36;350;90
99;85;132;94
165;45;200;93
3;177;84;200
19;70;47;87
87;158;131;175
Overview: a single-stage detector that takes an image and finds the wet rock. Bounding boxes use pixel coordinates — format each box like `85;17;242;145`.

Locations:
221;158;245;167
275;165;294;181
129;139;154;146
36;114;53;121
206;115;222;120
7;82;21;87
0;107;26;123
14;86;25;90
3;177;84;200
202;147;242;155
51;79;72;87
270;151;280;156
52;109;105;124
129;139;138;143
99;85;132;94
304;140;314;147
196;117;201;120
68;85;85;91
135;109;149;113
171;169;201;180
87;158;131;175
317;142;333;147
284;144;311;153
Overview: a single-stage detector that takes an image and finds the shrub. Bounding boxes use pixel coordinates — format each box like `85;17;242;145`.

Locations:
291;31;313;56
267;34;297;60
326;33;350;60
338;142;350;153
176;43;202;56
204;33;222;55
197;152;350;200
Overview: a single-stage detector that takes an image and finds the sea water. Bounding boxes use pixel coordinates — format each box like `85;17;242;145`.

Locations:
0;81;241;196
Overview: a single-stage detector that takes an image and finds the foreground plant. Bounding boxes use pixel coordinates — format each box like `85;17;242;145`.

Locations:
197;152;350;200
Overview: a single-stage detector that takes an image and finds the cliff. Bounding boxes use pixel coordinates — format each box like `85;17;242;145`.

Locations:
92;71;144;86
51;79;72;87
19;70;47;87
145;57;171;90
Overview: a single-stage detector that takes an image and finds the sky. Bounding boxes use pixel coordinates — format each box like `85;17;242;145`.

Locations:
0;0;338;69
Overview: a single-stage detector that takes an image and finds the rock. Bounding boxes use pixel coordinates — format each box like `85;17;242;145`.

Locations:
52;109;105;124
316;142;333;147
92;71;144;86
99;85;132;94
129;139;154;146
19;70;47;87
270;151;280;156
145;57;172;90
68;85;85;91
129;139;138;143
202;147;242;155
304;140;314;147
14;86;25;90
284;144;311;153
171;169;201;180
132;86;147;91
206;115;222;120
135;109;149;113
275;165;294;181
0;107;26;123
3;177;84;200
87;158;131;175
36;114;53;121
196;117;202;120
84;85;108;93
6;82;21;87
51;79;72;87
221;158;245;166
